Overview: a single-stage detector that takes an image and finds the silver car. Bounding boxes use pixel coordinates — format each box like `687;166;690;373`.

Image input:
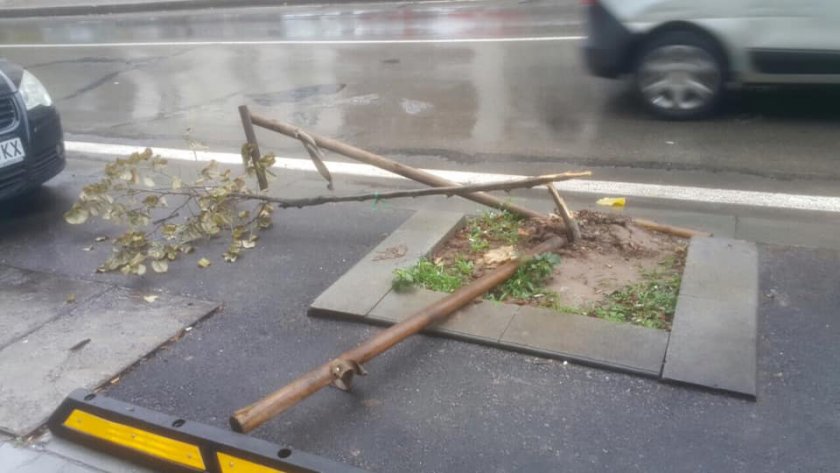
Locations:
583;0;840;119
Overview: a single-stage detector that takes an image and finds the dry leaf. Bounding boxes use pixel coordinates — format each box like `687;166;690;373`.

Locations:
82;246;94;252
66;293;76;304
197;258;212;269
151;260;169;273
483;246;517;265
95;236;109;242
143;295;159;303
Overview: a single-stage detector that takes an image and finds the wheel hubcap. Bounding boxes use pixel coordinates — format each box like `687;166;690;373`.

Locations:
639;45;720;111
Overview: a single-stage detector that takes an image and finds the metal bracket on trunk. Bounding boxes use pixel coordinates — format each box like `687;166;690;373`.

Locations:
329;359;367;391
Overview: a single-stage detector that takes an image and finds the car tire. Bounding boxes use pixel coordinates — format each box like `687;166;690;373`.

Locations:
634;30;726;120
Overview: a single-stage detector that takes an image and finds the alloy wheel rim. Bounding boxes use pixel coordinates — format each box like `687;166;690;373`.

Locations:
639;44;720;112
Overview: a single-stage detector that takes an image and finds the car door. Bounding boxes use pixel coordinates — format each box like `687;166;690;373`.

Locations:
745;0;840;83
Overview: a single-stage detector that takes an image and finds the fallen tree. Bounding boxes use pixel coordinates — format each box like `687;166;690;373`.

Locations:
64;110;591;275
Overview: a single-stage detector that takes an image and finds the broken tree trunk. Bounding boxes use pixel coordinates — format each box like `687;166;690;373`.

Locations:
633;218;712;238
238;105;269;191
229;236;566;433
545;184;581;243
247;111;546;220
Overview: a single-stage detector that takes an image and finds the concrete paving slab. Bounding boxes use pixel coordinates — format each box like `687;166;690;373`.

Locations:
41;435;156;473
309;210;463;319
369;288;519;343
678;237;758;306
736;214;840;251
0;443;97;473
0;265;110;349
0;287;218;436
663;294;758;397
663;237;759;397
0;443;40;473
500;307;669;377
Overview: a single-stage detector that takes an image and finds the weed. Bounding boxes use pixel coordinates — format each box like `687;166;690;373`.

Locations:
488;253;561;302
468;225;490;252
454;257;474;278
587;265;681;330
393;252;560;304
542;297;587;315
392;258;469;293
466;210;522;252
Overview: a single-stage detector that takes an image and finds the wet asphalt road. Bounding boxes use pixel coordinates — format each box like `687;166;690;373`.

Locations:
1;2;840;471
1;0;839;191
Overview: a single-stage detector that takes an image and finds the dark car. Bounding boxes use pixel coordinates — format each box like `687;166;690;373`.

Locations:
0;59;65;200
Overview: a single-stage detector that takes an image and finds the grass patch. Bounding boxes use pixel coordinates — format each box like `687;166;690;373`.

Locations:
466;210;522;252
586;260;682;330
487;253;560;302
392;257;474;293
392;211;685;331
392;252;561;307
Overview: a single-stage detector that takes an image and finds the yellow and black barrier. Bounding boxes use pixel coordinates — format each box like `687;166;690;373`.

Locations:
48;389;370;473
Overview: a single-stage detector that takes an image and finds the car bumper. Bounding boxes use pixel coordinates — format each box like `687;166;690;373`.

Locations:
0;103;65;200
582;2;635;78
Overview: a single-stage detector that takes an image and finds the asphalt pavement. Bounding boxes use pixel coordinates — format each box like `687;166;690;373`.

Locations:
1;155;839;472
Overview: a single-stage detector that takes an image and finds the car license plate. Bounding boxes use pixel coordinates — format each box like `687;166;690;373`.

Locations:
0;137;25;168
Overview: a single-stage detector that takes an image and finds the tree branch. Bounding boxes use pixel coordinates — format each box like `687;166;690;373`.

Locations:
231;171;591;208
128;172;591;210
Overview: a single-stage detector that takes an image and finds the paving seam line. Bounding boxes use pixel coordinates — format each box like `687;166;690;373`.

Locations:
0;272;114;352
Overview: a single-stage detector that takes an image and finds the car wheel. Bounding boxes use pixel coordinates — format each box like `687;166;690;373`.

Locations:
634;31;725;120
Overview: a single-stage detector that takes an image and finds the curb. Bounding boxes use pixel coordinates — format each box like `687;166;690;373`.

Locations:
0;0;406;18
308;209;760;397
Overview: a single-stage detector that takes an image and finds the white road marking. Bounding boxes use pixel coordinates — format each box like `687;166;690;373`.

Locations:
65;140;840;213
0;36;584;49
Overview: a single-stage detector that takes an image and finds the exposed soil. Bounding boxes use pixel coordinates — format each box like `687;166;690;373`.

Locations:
431;210;688;322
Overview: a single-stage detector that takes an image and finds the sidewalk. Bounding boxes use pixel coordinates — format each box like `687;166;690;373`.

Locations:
0;436;154;473
0;0;396;18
